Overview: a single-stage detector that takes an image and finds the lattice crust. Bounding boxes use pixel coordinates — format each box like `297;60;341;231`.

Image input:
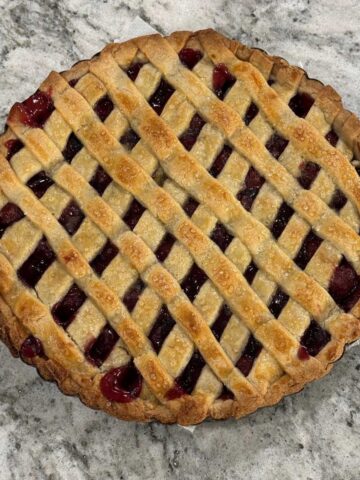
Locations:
0;30;360;425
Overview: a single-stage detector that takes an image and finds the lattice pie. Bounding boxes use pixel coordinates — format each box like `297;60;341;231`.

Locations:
1;29;360;424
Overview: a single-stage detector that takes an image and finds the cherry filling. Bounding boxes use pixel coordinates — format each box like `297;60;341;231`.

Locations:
68;78;79;87
268;288;289;318
298;161;320;189
122;278;145;313
211;303;232;341
52;283;86;329
288;92;314;118
210;222;234;252
218;385;234;400
212;63;236;100
94;94;114;122
182;197;199;217
237;167;265;211
294;230;322;270
265;133;289;160
236;334;262;376
20;335;44;359
18;237;55;288
9;90;54;128
181;264;208;302
325;129;339;147
148;305;175;353
58;201;85;236
178;48;203;69
62;133;83;163
179;113;206;151
271;202;294;240
175;350;205;395
300;320;330;357
244;261;258;284
120;129;140;151
125;62;144;82
90;240;119;276
209;144;233;178
166;382;186;400
27;171;54;199
329;189;347;211
5;138;24;160
155;232;176;262
149;79;175;115
85;324;119;367
100;363;142;403
89;165;112;196
122;199;145;230
329;257;360;311
0;203;24;238
244;102;259;126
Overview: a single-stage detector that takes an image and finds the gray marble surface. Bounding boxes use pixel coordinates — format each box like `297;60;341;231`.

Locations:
0;1;360;479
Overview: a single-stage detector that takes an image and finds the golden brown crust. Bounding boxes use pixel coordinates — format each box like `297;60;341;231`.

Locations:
0;29;359;424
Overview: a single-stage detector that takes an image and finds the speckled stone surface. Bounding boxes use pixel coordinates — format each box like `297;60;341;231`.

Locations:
0;1;360;479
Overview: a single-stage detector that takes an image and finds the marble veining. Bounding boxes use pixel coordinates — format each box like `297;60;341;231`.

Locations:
0;1;360;479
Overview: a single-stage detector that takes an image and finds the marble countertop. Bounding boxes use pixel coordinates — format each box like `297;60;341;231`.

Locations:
0;1;360;479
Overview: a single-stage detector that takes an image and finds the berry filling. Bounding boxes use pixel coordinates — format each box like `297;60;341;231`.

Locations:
18;237;55;288
58;201;85;236
271;202;294;239
210;222;234;252
244;261;258;284
265;133;289;160
236;335;262;376
244;102;259;126
68;78;79;87
0;203;24;238
100;363;142;403
120;129;140;151
175;350;205;395
329;189;347;211
5;139;24;161
218;385;235;400
166;382;186;400
237;167;265;211
122;199;145;230
325;129;338;147
122;279;145;313
52;284;86;329
181;264;208;302
209;145;233;178
268;288;289;318
179;114;206;151
298;161;320;189
300;320;330;357
288;92;314;118
148;305;175;353
178;48;203;69
294;230;322;270
149;79;175;115
211;304;232;341
89;165;112;195
94;95;114;122
183;197;199;217
8;91;54;128
27;171;54;199
62;133;83;163
329;257;360;311
125;62;144;82
85;324;119;367
90;240;119;276
212;63;236;99
20;335;44;359
155;232;176;263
